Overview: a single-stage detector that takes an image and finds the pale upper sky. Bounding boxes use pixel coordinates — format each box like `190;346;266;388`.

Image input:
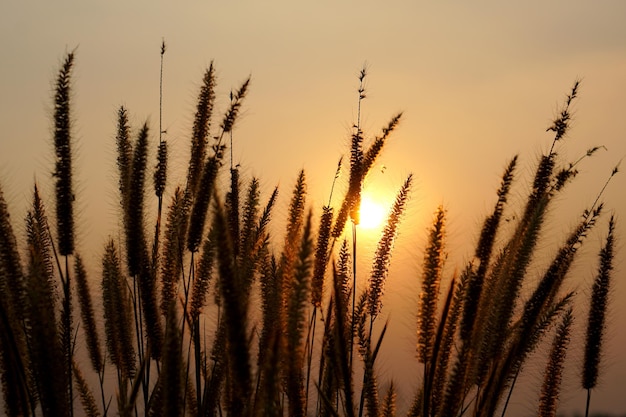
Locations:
1;1;625;414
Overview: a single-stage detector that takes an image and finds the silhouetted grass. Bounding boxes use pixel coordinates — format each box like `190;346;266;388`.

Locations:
0;50;620;417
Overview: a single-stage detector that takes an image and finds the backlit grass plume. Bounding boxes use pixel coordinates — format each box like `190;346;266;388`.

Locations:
332;66;402;238
285;210;314;417
101;240;136;379
186;63;216;200
116;106;133;207
277;170;307;322
537;308;573;417
154;39;168;200
257;255;282;415
220;77;251;134
226;167;241;256
160;187;187;316
332;112;403;238
429;270;466;416
0;183;27;316
238;178;271;286
73;363;101;417
152;43;169;269
285;170;308;253
368;174;412;319
156;306;184;417
213;196;252;415
74;255;103;374
0;182;30;417
25;185;70;417
189;224;216;320
239;177;260;258
547;80;579;148
583;215;616;417
460;156;517;342
125;122;150;276
53;51;75;257
417;205;446;364
154;135;168;199
52;53;77;415
187;154;221;252
312;205;333;308
381;383;396;417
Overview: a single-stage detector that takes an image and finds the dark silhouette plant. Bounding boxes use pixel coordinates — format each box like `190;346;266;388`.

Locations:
0;49;619;417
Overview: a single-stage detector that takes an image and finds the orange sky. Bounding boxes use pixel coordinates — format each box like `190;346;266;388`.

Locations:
1;1;626;414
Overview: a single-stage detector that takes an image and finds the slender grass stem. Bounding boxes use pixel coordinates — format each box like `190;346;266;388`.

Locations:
350;221;357;370
63;255;74;417
500;367;520;417
304;307;317;414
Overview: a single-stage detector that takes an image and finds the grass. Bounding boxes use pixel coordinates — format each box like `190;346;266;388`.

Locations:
0;49;619;417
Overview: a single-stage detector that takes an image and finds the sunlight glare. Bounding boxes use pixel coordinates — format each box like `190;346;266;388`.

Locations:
359;196;386;229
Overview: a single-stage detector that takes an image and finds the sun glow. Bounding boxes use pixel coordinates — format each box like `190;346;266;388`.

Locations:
358;195;386;229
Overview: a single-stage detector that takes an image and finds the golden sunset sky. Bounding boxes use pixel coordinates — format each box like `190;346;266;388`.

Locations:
1;1;625;414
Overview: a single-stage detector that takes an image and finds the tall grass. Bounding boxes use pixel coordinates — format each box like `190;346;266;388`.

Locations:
0;50;619;417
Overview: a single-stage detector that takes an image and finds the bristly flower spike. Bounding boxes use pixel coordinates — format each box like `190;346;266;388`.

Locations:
583;216;616;409
547;79;580;153
53;51;76;256
368;174;412;319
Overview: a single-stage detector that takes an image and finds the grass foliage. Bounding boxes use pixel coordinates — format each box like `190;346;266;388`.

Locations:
0;50;619;417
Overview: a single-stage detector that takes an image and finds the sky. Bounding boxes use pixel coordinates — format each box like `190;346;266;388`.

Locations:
1;1;626;415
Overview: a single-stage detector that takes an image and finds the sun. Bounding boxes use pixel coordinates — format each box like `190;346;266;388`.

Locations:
358;195;386;229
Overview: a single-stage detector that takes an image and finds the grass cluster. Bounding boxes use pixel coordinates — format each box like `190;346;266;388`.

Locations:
0;49;619;417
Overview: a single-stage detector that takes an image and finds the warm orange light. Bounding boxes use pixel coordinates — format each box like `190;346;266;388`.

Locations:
359;195;386;229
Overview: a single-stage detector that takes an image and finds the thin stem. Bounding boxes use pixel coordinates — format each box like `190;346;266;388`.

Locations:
229;89;234;170
182;330;193;415
587;163;619;219
181;253;194;341
159;40;165;144
304;308;317;414
130;275;147;414
358;315;375;417
194;316;203;414
64;255;74;417
350;221;357;370
98;365;108;417
356;64;366;137
328;156;343;207
180;255;196;413
349;66;366;371
500;367;521;417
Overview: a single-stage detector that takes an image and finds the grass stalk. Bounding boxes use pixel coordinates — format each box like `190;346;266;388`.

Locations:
583;216;616;416
537;309;573;417
152;39;168;269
